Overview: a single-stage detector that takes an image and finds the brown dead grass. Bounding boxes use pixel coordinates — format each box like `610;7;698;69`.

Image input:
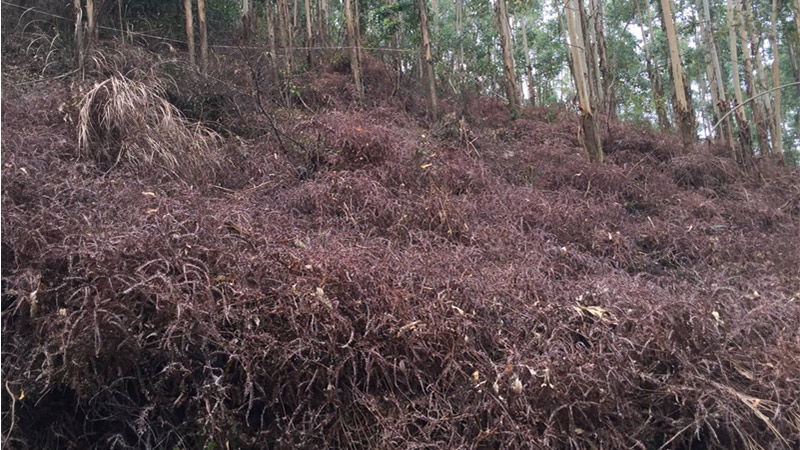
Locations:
2;46;800;450
76;75;221;182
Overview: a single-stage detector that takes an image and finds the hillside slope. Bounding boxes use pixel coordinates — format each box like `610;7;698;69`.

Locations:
2;48;800;449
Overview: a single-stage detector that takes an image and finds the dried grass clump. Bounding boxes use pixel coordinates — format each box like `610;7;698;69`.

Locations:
76;75;221;181
671;153;741;190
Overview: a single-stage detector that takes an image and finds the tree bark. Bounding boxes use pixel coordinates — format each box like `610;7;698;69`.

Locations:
659;0;695;150
304;0;313;64
343;0;364;102
316;0;328;47
588;0;610;115
495;0;519;117
417;0;438;118
241;0;253;40
699;0;734;149
266;1;277;61
85;0;96;50
521;18;536;106
795;0;800;37
770;0;783;161
566;0;603;162
73;0;85;75
636;0;671;131
725;0;752;163
734;0;770;155
198;0;208;71
277;0;293;71
184;0;195;65
742;0;774;149
432;0;439;36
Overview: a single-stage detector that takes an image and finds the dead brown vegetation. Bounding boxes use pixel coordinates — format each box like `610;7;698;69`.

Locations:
2;45;800;450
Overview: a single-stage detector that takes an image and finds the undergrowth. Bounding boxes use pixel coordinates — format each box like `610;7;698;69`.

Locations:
2;41;799;450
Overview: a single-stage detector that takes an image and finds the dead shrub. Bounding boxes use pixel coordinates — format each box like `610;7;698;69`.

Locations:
671;153;741;190
76;75;221;182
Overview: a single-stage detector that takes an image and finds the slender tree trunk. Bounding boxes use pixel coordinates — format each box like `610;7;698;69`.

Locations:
343;0;364;102
432;0;439;36
198;0;208;71
417;0;438;118
522;18;536;106
266;1;277;61
794;0;800;36
589;0;610;115
73;0;85;75
699;0;734;149
725;0;752;163
734;0;770;155
660;0;695;150
277;0;293;71
770;0;783;162
292;0;299;37
743;0;775;149
241;0;252;40
304;0;313;64
118;0;124;43
566;0;603;162
637;0;671;131
636;0;672;132
85;0;96;51
697;64;710;136
456;0;464;69
788;37;800;97
354;0;362;52
314;0;322;46
495;0;519;116
184;0;195;65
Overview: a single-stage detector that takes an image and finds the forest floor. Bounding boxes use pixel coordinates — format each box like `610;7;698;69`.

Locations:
2;40;800;449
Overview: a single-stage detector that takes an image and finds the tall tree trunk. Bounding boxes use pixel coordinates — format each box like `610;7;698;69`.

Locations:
316;0;328;47
637;0;671;131
241;0;252;40
522;17;536;106
343;0;364;102
292;0;299;37
304;0;313;64
566;0;603;162
85;0;96;50
742;0;775;152
697;63;710;136
699;0;734;149
266;1;277;61
73;0;85;75
726;0;752;163
277;0;293;71
495;0;519;117
198;0;208;71
184;0;195;65
354;0;362;53
770;0;783;162
456;0;464;80
417;0;438;118
734;0;770;155
588;0;609;115
117;0;124;42
795;0;800;36
432;0;439;36
660;0;695;150
788;35;800;97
